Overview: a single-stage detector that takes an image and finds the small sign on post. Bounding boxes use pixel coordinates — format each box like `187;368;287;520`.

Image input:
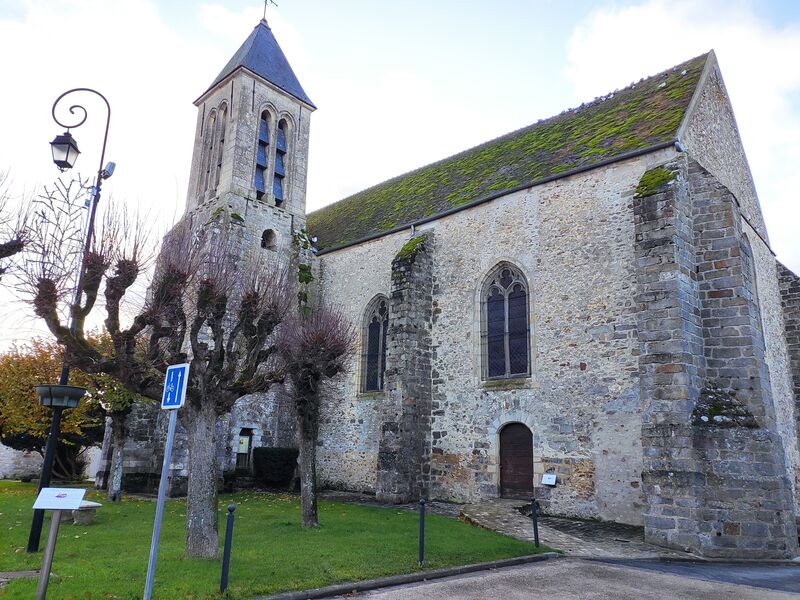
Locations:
33;487;86;600
144;363;190;600
161;363;189;409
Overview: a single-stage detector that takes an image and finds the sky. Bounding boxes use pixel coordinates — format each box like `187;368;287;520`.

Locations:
0;0;798;345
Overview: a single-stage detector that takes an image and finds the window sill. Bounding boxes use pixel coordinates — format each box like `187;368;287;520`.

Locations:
357;391;385;400
480;377;535;391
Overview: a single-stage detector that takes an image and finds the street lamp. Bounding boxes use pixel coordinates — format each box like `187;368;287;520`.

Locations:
36;385;87;408
27;87;113;553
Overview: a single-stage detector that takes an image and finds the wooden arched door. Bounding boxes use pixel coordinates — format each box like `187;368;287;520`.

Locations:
499;423;533;498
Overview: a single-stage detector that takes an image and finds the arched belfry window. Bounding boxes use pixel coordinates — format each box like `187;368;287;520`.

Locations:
213;104;228;191
361;295;389;392
273;119;288;206
261;229;276;251
481;263;530;379
200;111;217;195
255;110;271;200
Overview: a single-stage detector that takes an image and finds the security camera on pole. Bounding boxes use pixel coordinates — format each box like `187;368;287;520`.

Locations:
143;363;190;600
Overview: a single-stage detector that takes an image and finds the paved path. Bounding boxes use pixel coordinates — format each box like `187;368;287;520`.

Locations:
461;498;688;558
345;558;800;599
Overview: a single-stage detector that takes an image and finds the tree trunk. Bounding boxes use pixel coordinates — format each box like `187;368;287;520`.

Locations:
184;402;219;558
107;417;125;502
297;413;318;528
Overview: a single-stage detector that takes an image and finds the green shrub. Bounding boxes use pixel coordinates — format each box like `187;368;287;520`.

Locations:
253;447;299;486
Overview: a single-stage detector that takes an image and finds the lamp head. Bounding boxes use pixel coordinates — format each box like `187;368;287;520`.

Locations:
50;131;80;171
36;384;87;409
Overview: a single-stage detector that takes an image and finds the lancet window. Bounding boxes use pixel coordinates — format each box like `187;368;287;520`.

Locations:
361;296;389;392
481;263;530;379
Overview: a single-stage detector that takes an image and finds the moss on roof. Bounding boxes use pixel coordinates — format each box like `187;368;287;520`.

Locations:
308;53;708;252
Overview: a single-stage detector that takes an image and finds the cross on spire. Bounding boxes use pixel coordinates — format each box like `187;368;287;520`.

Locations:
263;0;278;20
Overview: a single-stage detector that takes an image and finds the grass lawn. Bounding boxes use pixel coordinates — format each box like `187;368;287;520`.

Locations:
0;481;549;599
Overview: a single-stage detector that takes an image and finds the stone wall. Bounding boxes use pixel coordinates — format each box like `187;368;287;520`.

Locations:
317;147;677;523
0;443;41;479
681;56;800;508
778;263;800;458
636;155;798;558
680;53;767;240
315;232;407;493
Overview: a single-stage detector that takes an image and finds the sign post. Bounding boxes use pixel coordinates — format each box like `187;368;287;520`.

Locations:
32;487;86;600
144;363;189;600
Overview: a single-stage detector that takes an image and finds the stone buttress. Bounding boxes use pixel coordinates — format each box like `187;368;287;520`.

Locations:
376;233;435;503
635;155;798;558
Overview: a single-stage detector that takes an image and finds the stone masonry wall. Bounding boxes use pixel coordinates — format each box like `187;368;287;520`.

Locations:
636;155;798;558
375;233;434;503
315;231;408;493
680;54;767;240
778;263;800;457
682;54;800;509
0;443;41;479
317;146;677;524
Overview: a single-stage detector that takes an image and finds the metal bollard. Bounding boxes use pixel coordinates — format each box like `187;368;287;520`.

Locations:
530;497;540;548
418;498;426;566
220;504;236;593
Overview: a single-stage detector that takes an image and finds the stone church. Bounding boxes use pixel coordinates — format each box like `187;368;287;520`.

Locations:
108;20;800;558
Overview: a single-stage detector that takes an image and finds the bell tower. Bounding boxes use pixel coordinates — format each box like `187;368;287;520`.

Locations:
185;19;315;254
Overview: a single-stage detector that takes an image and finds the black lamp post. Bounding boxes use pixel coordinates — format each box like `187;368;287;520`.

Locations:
27;88;112;553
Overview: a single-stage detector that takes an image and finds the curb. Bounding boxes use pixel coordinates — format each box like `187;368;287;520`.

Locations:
586;556;800;566
254;552;561;600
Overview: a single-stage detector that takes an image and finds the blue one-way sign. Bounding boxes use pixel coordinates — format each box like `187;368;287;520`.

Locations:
161;363;190;409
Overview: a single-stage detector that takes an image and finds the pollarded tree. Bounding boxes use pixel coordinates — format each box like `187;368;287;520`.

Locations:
23;193;293;557
279;303;356;527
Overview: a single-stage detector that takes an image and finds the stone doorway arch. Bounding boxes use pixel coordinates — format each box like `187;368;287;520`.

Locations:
499;422;533;498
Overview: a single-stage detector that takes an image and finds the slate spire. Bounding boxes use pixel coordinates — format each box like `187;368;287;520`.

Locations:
204;19;315;108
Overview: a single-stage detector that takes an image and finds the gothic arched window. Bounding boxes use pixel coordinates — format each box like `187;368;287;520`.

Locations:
255;110;271;200
361;295;389;392
273;119;288;206
213;104;228;191
481;263;530;379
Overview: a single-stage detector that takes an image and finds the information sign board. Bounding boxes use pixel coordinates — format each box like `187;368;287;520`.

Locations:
33;487;86;511
161;363;190;409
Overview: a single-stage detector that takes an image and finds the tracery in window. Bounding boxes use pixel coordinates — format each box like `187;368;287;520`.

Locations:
273;119;288;206
361;295;389;392
255;110;271;200
481;263;530;380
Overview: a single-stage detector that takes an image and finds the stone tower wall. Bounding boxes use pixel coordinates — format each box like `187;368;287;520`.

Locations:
187;73;312;220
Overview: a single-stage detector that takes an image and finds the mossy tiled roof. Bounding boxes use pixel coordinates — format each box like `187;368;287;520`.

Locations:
308;53;708;252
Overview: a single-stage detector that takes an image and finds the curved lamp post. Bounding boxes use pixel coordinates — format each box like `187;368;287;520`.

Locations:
27;88;113;553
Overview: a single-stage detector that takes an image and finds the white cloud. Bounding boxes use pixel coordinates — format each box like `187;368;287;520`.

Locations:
565;0;800;272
